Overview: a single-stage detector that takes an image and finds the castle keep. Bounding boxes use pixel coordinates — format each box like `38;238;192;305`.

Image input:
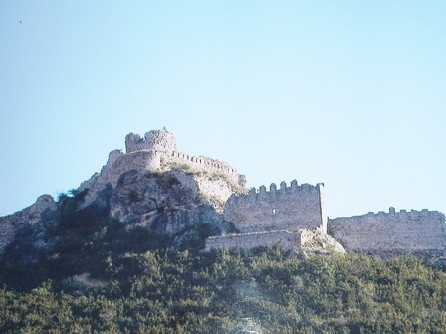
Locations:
122;129;245;189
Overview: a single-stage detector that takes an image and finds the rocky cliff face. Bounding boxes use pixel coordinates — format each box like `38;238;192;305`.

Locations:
0;155;236;262
0;195;59;261
110;168;222;233
298;229;345;259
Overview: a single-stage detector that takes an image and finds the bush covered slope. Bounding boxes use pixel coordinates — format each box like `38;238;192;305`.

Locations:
1;212;446;334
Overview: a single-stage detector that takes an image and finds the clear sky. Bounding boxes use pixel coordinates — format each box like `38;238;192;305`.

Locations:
1;1;445;219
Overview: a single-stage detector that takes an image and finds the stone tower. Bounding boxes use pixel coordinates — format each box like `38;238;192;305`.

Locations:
125;128;177;153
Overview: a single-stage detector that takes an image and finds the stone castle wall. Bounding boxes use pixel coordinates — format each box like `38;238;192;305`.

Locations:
224;181;327;234
330;208;446;252
83;148;244;189
63;129;446;257
205;229;339;253
205;229;308;251
159;151;244;187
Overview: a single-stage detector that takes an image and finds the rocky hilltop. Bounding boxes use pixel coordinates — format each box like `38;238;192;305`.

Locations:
0;129;248;260
1;128;445;264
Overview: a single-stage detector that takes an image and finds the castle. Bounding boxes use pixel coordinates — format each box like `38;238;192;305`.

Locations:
124;129;244;189
77;128;246;212
1;128;445;260
120;129;446;257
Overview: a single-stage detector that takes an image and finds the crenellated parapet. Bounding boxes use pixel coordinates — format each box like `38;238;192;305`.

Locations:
224;180;327;234
229;180;324;204
161;151;241;178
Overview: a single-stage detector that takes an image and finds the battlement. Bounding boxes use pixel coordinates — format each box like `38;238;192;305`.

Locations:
224;180;327;234
163;151;240;177
230;181;324;205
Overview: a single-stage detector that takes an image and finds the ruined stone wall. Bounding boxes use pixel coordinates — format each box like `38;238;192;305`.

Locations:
205;230;302;251
329;208;446;252
224;181;327;234
83;148;243;190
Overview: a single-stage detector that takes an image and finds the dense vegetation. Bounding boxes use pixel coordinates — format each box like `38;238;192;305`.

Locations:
1;193;446;333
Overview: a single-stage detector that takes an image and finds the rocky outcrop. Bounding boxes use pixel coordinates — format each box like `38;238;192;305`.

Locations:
110;169;222;233
0;166;226;262
0;127;245;259
299;229;345;258
0;195;59;261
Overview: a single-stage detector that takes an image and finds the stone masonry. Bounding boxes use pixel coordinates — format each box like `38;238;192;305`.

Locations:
330;208;446;253
205;229;345;256
205;181;332;252
125;128;177;153
123;129;243;188
206;230;306;252
224;181;327;234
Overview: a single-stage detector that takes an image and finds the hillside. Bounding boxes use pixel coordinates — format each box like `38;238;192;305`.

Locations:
0;195;445;333
1;185;445;333
1;225;446;333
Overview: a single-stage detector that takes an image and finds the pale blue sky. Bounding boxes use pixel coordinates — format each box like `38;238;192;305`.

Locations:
1;1;445;218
